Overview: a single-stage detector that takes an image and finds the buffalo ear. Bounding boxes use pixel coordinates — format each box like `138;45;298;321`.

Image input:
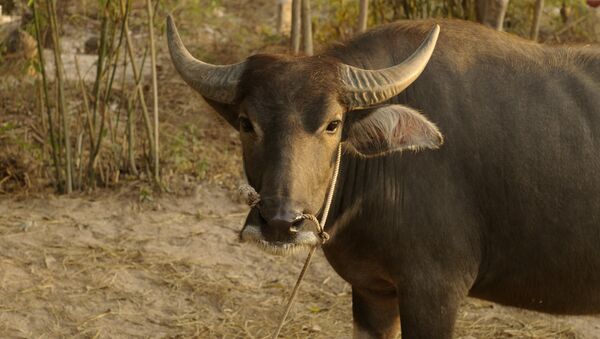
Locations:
203;97;239;129
344;105;443;157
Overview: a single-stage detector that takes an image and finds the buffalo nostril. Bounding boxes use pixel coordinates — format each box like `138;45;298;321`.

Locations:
263;216;303;241
290;218;305;233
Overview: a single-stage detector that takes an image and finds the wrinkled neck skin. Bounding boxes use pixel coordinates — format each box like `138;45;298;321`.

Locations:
321;23;418;254
317;29;476;292
321;113;475;294
319;40;417;290
321;146;411;291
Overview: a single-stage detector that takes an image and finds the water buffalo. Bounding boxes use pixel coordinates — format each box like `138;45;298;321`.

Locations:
167;16;600;339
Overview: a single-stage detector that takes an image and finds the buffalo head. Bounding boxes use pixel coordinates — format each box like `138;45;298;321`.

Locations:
167;16;443;255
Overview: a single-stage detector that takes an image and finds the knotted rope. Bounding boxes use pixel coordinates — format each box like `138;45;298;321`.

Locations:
238;143;342;339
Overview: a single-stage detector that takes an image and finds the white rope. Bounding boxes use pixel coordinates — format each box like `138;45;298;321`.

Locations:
238;143;343;338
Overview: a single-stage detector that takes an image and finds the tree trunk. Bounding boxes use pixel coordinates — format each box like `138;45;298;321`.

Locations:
476;0;509;31
358;0;368;33
530;0;544;41
301;0;312;56
276;0;292;34
290;0;301;54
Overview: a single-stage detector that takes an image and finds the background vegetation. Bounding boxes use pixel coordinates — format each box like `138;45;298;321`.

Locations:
0;0;598;195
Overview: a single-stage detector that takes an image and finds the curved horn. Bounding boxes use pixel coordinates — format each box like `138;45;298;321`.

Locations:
340;25;440;109
166;15;246;104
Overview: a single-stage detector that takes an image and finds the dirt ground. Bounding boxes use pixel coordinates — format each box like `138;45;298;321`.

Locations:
1;186;600;338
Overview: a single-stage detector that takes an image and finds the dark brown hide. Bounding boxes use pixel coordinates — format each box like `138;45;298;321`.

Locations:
322;20;600;338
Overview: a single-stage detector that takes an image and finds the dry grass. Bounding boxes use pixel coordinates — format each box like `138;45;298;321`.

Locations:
0;186;352;338
0;187;596;338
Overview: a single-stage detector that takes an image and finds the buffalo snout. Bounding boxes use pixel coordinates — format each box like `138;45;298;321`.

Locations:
239;198;319;255
258;199;303;242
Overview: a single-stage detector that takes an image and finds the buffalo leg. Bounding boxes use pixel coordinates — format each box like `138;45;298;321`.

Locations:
397;284;464;339
352;287;400;339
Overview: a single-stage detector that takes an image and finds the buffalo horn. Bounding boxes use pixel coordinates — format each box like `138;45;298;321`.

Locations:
340;25;440;109
166;15;246;104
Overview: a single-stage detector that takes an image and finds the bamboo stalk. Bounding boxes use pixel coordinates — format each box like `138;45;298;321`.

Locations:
36;81;47;150
32;0;63;192
118;1;137;177
90;0;128;185
47;0;73;193
126;98;138;176
36;79;50;181
90;2;109;138
86;0;111;186
74;55;95;148
102;2;128;137
146;0;160;186
114;37;129;146
120;0;156;173
76;131;84;189
123;39;151;177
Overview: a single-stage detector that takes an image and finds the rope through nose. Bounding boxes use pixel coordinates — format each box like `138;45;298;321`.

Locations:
238;143;343;338
294;214;330;243
238;143;341;244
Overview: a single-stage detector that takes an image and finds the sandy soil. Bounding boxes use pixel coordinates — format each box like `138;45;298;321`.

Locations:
1;186;599;338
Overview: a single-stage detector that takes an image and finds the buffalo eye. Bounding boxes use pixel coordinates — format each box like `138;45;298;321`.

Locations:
239;116;254;133
325;120;342;134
